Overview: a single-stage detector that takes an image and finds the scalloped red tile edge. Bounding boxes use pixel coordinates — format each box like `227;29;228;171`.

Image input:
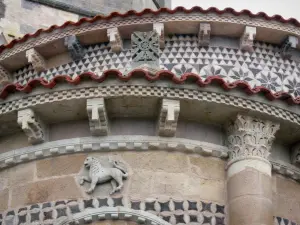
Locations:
1;69;299;105
1;6;300;54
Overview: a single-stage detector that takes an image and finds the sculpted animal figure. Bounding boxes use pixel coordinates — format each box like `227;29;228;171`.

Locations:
80;156;128;194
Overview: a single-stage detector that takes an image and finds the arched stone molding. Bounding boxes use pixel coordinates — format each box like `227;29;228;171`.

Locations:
55;207;171;225
0;135;228;169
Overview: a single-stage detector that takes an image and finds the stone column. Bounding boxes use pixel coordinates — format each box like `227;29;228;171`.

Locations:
226;115;279;225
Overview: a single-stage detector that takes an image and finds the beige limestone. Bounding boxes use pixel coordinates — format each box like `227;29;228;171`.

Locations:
11;176;82;208
186;175;225;203
228;195;273;225
0;189;8;211
36;154;86;178
273;175;300;223
227;167;272;225
119;151;188;173
129;169;153;198
189;155;225;180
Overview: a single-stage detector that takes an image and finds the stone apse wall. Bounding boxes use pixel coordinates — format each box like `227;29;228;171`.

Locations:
1;7;300;225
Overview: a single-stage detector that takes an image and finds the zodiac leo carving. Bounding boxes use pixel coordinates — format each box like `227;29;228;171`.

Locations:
80;156;128;195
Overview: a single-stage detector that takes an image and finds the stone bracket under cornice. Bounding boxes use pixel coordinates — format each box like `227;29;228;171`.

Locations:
198;23;211;46
64;35;85;61
0;135;228;169
240;26;256;52
107;27;123;53
157;99;180;137
153;22;165;48
86;98;109;136
280;35;299;59
26;48;47;72
17;108;47;145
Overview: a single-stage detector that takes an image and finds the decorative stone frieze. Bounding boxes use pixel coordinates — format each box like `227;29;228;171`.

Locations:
107;27;123;53
0;64;11;85
280;35;298;59
17;108;47;144
227;114;280;163
198;23;211;46
86;98;109;136
0;197;224;225
153;22;165;48
79;156;128;194
64;35;85;61
131;31;160;73
240;26;256;52
291;143;300;167
25;48;47;72
157;99;180;137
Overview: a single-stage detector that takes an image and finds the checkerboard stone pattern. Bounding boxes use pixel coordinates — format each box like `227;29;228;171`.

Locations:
0;197;225;225
13;34;300;98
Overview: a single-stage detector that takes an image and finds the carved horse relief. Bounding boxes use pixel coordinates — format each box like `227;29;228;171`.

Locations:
79;156;128;194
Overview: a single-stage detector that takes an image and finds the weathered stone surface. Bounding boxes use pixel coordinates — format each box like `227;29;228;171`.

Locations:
0;189;8;211
186;175;225;203
228;167;272;200
11;176;82;207
152;172;186;198
37;154;86;178
189;156;225;180
129;170;153;197
8;162;35;187
273;175;300;223
119;151;188;173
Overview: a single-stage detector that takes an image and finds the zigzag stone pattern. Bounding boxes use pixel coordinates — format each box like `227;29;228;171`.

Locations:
0;197;225;225
12;35;300;98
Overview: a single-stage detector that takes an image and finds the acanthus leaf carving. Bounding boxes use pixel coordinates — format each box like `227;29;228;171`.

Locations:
17;108;47;144
227;114;279;163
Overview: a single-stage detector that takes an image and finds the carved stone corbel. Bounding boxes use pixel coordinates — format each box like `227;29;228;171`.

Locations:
198;23;211;46
227;114;280;164
157;99;180;137
280;35;298;59
240;26;256;52
153;23;165;48
107;27;123;53
17;108;47;144
291;143;300;167
0;64;12;85
86;98;109;136
64;35;85;61
25;48;47;72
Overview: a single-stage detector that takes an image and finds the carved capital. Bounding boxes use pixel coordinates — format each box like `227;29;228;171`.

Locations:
157;99;180;137
153;23;165;48
107;27;123;53
240;26;256;52
64;35;85;61
17;108;47;144
198;23;211;46
26;48;47;72
227;114;279;163
87;98;109;136
280;35;298;59
0;64;11;85
291;143;300;167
